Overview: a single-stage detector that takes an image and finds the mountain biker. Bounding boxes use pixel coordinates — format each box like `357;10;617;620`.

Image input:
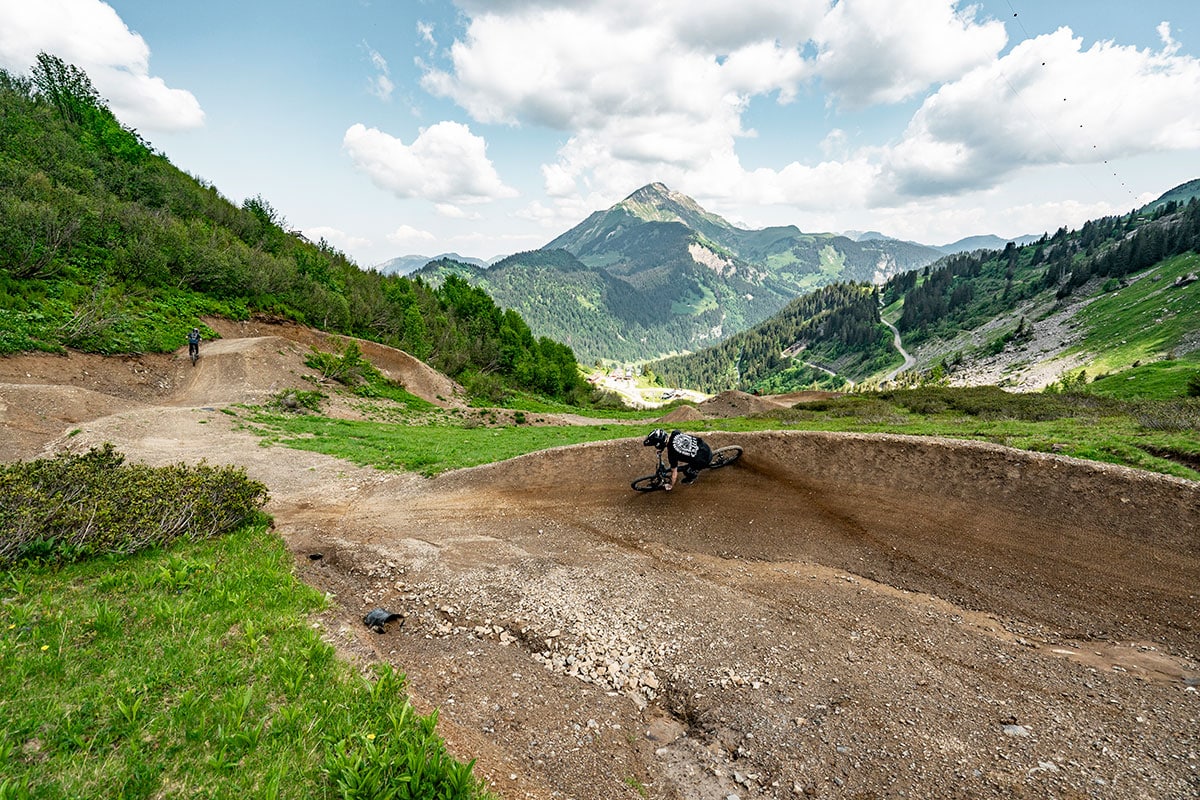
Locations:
187;327;201;362
643;428;712;491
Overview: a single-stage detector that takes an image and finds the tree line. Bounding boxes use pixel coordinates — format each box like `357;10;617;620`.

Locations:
884;197;1200;345
0;54;588;403
649;283;895;393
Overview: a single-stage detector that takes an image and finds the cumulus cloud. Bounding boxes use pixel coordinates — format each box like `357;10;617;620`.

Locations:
385;225;436;246
343;120;517;204
435;203;480;220
429;2;1197;216
422;0;822;200
0;0;203;131
882;26;1200;197
305;226;371;252
813;0;1006;108
420;0;1041;212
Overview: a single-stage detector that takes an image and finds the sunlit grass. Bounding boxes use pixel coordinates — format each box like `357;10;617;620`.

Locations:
1077;253;1200;375
243;387;1200;481
0;525;492;799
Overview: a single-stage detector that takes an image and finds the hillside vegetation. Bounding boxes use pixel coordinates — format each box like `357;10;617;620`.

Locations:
881;196;1200;390
889;199;1200;347
654;185;1200;396
649;283;895;393
0;55;586;404
420;183;943;363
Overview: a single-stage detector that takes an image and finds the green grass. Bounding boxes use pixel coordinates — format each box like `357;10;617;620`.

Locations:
0;524;491;799
1076;252;1200;374
1087;353;1200;400
242;386;1200;482
493;391;674;420
243;412;643;476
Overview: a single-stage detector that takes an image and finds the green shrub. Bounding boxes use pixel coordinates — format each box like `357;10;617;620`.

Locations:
1188;372;1200;398
0;444;268;567
305;342;370;385
272;388;325;413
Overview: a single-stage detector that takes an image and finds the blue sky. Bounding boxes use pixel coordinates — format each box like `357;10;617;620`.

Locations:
2;1;1199;267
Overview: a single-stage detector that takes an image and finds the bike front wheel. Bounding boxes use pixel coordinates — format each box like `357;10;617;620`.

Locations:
707;445;743;470
631;474;666;492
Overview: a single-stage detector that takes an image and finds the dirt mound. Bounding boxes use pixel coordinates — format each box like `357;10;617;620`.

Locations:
695;389;787;417
766;389;842;405
656;404;708;422
291;433;1200;799
0;383;143;461
203;316;462;406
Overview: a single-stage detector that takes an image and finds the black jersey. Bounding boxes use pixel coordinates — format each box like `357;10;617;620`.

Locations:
666;432;711;468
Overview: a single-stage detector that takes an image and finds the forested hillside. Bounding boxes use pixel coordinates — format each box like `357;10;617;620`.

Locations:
886;197;1200;349
415;184;944;364
649;283;895;393
0;55;586;403
417;247;777;363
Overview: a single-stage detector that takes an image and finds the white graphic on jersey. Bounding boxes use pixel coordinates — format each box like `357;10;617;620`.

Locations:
673;433;699;457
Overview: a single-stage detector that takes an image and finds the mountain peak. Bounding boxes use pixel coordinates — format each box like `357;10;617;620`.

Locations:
616;182;727;228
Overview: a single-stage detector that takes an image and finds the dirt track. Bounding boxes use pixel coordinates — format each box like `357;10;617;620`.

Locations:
2;326;1199;799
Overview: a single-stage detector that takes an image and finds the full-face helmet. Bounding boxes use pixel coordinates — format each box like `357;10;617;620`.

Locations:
643;428;668;449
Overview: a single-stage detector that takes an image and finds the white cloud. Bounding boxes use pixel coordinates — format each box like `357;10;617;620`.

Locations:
422;1;822;200
0;0;203;131
364;45;394;101
882;26;1200;197
386;225;436;246
419;1;1019;214
343;120;517;204
813;0;1007;108
435;203;480;219
306;226;371;251
417;21;437;53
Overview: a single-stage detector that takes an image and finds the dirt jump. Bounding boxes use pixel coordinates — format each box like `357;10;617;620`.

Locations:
2;324;1198;800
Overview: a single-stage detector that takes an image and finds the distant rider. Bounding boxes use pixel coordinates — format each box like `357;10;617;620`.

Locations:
187;327;201;361
643;428;712;491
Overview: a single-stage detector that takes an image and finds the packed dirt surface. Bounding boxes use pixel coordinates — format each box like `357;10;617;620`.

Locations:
3;325;1199;799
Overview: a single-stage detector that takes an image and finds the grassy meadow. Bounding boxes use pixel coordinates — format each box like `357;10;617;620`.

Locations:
0;460;492;800
243;383;1200;482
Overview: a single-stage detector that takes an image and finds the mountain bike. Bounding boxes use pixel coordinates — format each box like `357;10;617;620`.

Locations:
189;345;199;366
630;445;743;492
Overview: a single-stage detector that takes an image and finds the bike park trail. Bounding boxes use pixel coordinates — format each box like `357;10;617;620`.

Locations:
2;327;1200;799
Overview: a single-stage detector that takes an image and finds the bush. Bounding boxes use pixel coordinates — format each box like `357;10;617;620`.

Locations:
272;388;325;413
0;444;268;567
305;342;370;385
1188;372;1200;398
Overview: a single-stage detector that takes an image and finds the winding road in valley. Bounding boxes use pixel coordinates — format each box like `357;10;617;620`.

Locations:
882;318;917;381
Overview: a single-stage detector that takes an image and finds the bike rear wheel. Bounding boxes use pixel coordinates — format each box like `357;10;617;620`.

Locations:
631;474;665;492
707;445;743;470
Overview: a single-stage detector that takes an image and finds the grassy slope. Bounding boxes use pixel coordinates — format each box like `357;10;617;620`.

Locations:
1;524;491;799
1075;252;1200;379
241;385;1200;482
870;252;1200;397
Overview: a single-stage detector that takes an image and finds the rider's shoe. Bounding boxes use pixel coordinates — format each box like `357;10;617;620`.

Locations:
682;470;699;485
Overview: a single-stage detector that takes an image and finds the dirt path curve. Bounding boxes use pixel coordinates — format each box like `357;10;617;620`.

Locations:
882;319;916;382
2;331;1199;799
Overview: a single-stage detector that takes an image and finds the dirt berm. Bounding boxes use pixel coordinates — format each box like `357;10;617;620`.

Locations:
2;333;1199;799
